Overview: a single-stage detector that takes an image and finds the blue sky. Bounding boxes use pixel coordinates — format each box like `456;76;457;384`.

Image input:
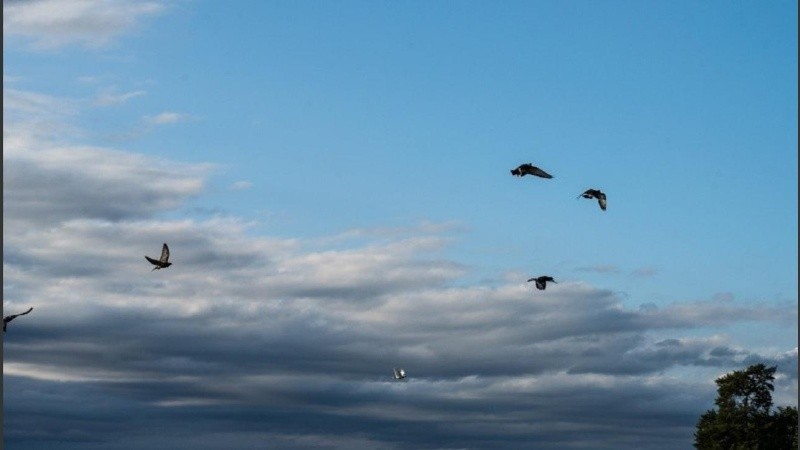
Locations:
3;1;797;449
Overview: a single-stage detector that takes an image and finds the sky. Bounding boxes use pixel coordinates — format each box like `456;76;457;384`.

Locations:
2;0;797;449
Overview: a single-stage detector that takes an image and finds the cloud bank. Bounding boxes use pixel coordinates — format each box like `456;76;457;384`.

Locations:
5;2;796;448
3;92;797;450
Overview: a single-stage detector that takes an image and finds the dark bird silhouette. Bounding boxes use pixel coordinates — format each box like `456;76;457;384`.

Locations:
578;189;607;211
4;307;33;332
145;243;172;271
393;368;407;380
527;276;557;290
510;163;553;179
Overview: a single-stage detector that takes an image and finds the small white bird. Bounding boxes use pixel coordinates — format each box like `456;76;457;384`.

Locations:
145;243;172;271
393;368;407;380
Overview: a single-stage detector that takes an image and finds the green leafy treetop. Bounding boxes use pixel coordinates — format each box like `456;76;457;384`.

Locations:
694;363;798;449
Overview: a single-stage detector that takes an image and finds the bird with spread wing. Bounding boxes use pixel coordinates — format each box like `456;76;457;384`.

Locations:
510;163;553;179
578;189;607;211
527;276;557;291
145;243;172;271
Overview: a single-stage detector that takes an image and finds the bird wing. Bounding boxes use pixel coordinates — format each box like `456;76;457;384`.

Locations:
3;307;32;324
597;194;607;211
535;279;545;290
145;256;161;266
160;243;170;263
512;164;530;176
526;278;536;282
530;167;553;178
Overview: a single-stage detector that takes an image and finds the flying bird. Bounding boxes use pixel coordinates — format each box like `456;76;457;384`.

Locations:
4;307;33;332
145;243;172;271
393;368;407;380
527;276;557;291
510;163;553;179
578;189;607;211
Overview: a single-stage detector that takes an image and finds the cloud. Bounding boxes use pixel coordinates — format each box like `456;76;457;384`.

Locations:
3;87;83;145
3;137;210;225
3;73;24;83
230;180;253;191
3;0;168;50
93;88;146;106
3;87;797;450
143;111;193;125
4;211;796;449
3;87;78;121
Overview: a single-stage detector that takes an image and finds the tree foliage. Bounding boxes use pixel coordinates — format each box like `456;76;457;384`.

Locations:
694;364;798;449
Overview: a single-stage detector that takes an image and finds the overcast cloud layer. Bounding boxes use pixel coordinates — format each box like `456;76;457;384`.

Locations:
3;2;798;449
3;85;797;450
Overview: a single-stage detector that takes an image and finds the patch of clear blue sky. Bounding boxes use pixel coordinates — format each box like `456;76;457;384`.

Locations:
5;1;797;337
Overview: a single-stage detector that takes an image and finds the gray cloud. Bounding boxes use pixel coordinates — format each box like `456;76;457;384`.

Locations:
4;215;796;449
2;87;797;450
3;134;210;225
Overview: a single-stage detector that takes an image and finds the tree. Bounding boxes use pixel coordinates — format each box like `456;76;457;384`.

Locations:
694;363;798;449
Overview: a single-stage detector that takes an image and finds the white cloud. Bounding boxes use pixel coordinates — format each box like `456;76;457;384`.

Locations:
3;74;23;83
3;0;167;49
3;87;78;120
77;75;100;83
3;87;82;142
94;88;147;106
144;111;192;125
230;180;253;191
